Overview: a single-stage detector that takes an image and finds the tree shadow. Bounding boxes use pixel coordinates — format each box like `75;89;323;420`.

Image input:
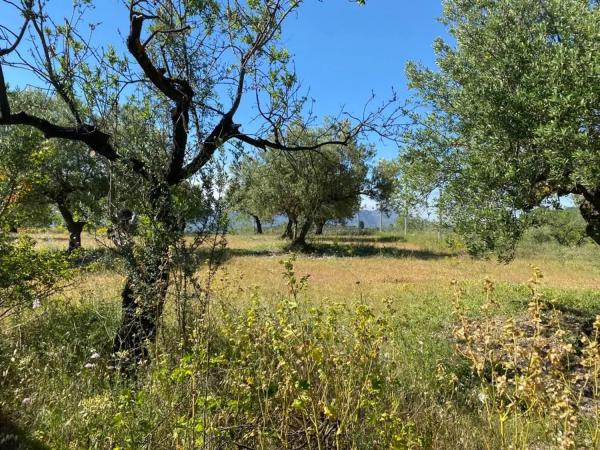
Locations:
311;235;405;244
224;248;282;257
193;239;452;260
0;412;49;450
68;247;121;270
546;303;600;337
290;242;453;259
188;242;452;261
514;294;600;338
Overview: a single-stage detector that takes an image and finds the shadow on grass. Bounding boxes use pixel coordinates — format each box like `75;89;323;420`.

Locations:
287;242;453;259
311;235;406;244
194;239;453;260
513;290;600;337
0;412;48;450
65;237;451;265
548;302;600;337
68;247;124;272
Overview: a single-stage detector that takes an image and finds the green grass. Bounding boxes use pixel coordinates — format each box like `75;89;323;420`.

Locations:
1;230;600;448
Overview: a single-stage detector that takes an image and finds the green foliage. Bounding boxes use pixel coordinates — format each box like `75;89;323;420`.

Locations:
402;0;600;258
0;90;109;231
526;207;588;247
369;159;401;213
5;234;600;448
230;125;372;241
227;154;273;223
166;258;420;448
0;119;54;229
0;258;423;449
0;233;70;319
451;271;600;448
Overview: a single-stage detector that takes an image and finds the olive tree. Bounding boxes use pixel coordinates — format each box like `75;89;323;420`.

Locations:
402;0;600;259
0;0;400;367
369;159;400;231
0;114;54;232
238;126;371;246
0;90;109;252
227;155;273;234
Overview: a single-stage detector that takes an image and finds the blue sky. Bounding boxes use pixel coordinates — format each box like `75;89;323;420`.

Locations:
3;0;448;161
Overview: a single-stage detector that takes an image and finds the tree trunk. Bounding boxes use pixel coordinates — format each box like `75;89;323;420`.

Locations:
438;205;443;241
66;221;85;253
291;218;312;248
580;195;600;245
253;215;263;234
379;209;383;232
112;263;169;370
56;201;85;253
314;219;325;235
111;186;179;372
281;218;294;240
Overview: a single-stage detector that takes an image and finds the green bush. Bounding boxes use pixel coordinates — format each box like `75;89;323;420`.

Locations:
0;233;70;320
526;208;587;247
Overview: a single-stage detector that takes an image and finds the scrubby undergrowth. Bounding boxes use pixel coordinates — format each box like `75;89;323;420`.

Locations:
2;252;600;449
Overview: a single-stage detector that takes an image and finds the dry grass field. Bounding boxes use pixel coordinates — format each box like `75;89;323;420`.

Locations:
40;230;600;300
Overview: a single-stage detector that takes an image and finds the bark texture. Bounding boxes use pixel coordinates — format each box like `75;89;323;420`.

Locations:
314;219;325;235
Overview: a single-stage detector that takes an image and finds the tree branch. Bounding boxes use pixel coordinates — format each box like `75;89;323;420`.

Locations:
234;132;351;152
127;6;194;185
0;0;32;57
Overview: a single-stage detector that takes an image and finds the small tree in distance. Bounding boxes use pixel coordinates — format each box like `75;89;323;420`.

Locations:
369;159;400;231
232;125;372;247
227;155;273;235
1;90;109;252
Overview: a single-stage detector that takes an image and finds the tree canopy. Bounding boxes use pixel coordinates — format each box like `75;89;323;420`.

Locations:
230;125;372;245
1;90;109;250
0;0;400;367
401;0;600;259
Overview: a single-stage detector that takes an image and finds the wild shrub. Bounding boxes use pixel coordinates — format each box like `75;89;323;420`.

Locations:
131;257;421;449
1;257;421;449
0;233;70;320
450;268;600;449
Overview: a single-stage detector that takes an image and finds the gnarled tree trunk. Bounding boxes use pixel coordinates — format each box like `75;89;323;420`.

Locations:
66;221;85;253
291;218;312;248
282;218;294;240
580;193;600;245
112;256;170;368
56;201;85;253
111;187;179;372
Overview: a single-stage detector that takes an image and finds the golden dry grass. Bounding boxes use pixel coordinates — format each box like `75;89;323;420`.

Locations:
220;235;600;301
40;231;600;307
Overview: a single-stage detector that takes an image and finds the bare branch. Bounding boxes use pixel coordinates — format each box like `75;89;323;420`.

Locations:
0;0;32;57
234;131;351;152
143;25;190;48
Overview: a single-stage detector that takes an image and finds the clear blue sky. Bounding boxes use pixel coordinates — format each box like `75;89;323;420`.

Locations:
2;0;448;160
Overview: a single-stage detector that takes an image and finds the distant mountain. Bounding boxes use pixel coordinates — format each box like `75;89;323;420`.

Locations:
226;210;400;231
350;210;399;229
